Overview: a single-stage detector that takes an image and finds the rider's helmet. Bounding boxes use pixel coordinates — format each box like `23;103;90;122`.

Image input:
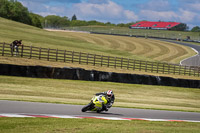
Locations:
107;90;113;99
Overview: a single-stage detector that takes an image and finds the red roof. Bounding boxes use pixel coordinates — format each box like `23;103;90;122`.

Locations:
131;21;181;29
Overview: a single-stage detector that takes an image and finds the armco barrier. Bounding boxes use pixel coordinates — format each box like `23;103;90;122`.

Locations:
0;64;199;88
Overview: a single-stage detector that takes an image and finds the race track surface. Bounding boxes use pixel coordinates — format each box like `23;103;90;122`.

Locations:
162;39;200;66
0;100;200;122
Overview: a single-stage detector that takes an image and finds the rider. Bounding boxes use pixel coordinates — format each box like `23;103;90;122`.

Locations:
95;90;115;111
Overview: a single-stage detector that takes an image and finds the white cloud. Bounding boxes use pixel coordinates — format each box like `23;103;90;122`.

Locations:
178;9;197;23
186;3;200;11
139;0;171;11
139;10;178;21
71;1;138;23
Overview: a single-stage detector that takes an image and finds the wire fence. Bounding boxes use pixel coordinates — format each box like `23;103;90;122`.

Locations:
0;42;200;77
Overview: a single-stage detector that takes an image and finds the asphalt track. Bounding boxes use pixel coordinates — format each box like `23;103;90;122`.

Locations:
1;100;200;122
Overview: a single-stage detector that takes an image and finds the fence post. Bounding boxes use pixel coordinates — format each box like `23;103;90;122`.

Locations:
162;63;165;73
93;54;96;66
168;64;170;74
121;57;123;69
39;47;41;60
11;43;14;56
47;48;50;61
56;49;58;61
127;58;130;69
101;55;103;66
179;65;181;75
114;57;117;68
72;51;74;63
133;59;135;70
79;52;81;64
139;60;142;71
151;62;154;72
2;42;5;56
108;56;110;67
189;67;192;76
173;65;176;74
157;63;159;73
145;61;147;72
21;45;24;57
86;53;89;64
29;46;32;59
64;50;66;62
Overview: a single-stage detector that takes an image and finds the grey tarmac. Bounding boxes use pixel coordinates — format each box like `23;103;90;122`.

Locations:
0;100;200;122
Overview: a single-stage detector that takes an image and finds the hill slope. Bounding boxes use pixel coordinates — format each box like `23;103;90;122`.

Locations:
0;17;196;64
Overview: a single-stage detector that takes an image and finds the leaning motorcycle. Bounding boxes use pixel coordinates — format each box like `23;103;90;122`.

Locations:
81;95;108;113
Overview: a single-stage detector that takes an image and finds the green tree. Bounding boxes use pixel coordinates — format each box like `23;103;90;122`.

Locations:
191;26;200;32
71;14;77;21
29;13;42;28
44;15;70;28
0;0;10;18
171;23;188;31
0;0;32;25
70;20;87;26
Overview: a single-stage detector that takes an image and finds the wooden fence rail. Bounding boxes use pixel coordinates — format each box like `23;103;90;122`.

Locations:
0;42;200;77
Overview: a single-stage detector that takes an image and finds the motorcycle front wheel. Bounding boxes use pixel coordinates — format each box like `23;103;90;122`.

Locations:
81;102;93;112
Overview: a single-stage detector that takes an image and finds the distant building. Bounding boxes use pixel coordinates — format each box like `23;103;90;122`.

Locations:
130;21;181;30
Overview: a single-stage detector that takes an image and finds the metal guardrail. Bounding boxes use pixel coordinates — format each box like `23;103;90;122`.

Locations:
0;42;200;77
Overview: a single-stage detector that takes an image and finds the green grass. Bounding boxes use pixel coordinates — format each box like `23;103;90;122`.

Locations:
0;75;200;112
0;118;200;133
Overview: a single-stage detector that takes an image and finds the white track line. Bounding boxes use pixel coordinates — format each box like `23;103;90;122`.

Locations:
0;113;200;123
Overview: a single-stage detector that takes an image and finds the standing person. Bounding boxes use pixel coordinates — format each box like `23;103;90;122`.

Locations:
10;40;23;56
95;90;115;111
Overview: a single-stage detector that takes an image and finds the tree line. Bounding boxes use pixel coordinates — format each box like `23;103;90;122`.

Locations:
0;0;42;28
0;0;199;32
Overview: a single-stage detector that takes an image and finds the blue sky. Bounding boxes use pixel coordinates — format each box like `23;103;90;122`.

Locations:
18;0;200;28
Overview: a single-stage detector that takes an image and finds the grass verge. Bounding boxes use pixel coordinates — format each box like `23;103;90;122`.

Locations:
0;118;200;133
